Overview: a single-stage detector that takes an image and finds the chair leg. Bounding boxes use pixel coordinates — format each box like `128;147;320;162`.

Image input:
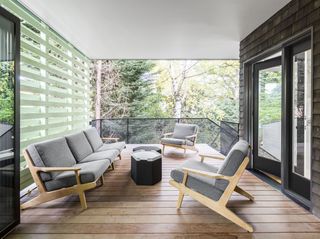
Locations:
215;206;253;232
177;191;184;209
234;186;254;201
162;145;165;155
79;191;87;210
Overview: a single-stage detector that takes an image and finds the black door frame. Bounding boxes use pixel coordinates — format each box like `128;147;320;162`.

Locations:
252;56;282;177
282;36;312;202
243;28;313;209
0;6;20;239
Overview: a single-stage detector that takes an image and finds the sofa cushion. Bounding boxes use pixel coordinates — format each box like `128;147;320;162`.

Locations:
84;128;103;151
26;144;51;181
66;132;93;162
34;138;77;178
97;141;126;153
161;138;193;146
80;149;119;164
44;160;110;192
173;123;198;140
171;159;223;201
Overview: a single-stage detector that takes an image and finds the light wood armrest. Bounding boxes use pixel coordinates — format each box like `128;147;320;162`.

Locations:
182;167;231;181
102;137;119;142
162;132;173;137
34;166;81;173
185;134;197;139
200;154;225;162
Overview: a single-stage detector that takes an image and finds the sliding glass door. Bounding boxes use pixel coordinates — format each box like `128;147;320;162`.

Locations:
253;57;282;177
0;6;20;238
287;39;312;200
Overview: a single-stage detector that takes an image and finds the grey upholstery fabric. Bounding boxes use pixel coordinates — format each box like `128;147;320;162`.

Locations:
80;149;119;164
173;123;198;140
66;132;93;162
97;141;126;153
44;160;110;192
171;159;223;201
171;140;249;201
34;138;77;178
27;144;51;181
83;127;103;151
161;138;193;146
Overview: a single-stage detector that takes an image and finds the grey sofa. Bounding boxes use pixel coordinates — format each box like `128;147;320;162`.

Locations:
21;127;125;209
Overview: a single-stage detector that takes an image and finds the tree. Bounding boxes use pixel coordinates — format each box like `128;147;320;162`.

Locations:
0;62;14;124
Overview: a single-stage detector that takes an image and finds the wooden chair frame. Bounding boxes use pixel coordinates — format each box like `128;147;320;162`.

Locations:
161;132;199;156
21;149;104;210
169;154;254;232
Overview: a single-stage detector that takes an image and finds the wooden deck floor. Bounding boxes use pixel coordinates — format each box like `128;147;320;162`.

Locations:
8;144;320;239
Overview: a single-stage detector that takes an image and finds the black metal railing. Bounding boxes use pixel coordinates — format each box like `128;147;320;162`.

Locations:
90;118;239;155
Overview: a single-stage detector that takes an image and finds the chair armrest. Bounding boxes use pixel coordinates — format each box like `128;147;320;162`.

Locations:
162;132;173;137
102;137;119;142
185;134;197;140
199;154;225;162
34;166;81;173
182;167;231;181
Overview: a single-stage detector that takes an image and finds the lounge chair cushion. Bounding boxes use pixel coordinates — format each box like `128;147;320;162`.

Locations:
84;127;104;151
27;144;51;181
80;149;119;164
66;132;93;162
97;141;126;153
173;123;198;140
34;138;77;178
161;138;194;146
171;159;224;201
44;160;110;192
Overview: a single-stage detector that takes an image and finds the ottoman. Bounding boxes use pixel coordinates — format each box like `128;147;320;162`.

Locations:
131;150;162;185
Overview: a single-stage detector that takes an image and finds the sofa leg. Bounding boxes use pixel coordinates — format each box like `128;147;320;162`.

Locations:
100;175;104;186
177;191;184;209
119;154;122;160
162;145;165;155
111;162;115;170
79;191;87;210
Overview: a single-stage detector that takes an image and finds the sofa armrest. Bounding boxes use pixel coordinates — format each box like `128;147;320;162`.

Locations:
102;137;119;142
182;167;231;181
162;132;173;138
34;166;81;173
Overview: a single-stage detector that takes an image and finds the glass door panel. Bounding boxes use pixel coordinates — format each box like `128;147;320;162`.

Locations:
253;56;282;177
0;7;20;238
288;39;312;200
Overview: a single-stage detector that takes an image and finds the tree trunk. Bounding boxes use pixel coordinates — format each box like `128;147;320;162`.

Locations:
174;99;182;118
95;60;102;120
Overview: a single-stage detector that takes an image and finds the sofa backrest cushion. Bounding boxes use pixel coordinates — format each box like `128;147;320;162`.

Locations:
217;140;249;176
173;123;198;140
26;144;52;181
34;137;77;178
66;132;93;162
84;127;103;151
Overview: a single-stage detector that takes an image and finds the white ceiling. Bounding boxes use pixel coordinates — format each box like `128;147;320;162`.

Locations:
19;0;291;59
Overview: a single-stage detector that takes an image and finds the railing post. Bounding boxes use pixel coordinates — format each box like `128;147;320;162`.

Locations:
126;118;129;143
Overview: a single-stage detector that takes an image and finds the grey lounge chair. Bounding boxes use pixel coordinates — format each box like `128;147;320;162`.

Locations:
161;123;198;155
169;140;254;232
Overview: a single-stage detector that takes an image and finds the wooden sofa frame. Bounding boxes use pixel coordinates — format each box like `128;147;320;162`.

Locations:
20;149;104;210
161;132;199;156
169;154;254;232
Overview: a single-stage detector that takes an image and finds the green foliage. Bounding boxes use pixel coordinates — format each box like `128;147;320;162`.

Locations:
0;62;14;124
258;70;282;125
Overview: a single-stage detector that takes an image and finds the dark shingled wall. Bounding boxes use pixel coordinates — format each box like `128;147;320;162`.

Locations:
239;0;320;217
